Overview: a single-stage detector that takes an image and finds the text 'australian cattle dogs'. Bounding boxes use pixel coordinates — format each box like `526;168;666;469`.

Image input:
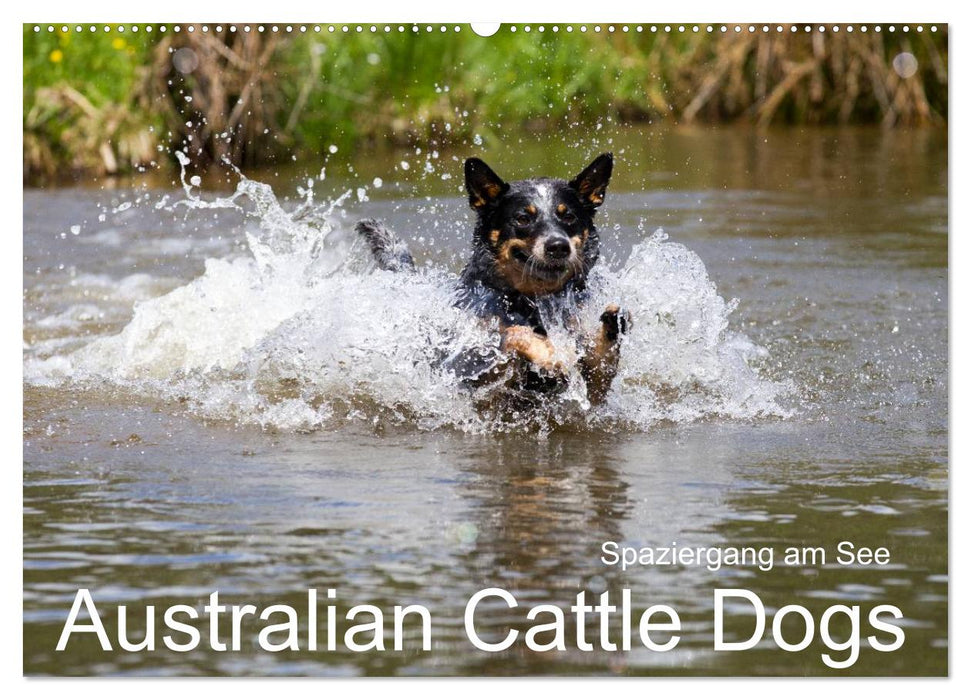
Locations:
356;153;631;406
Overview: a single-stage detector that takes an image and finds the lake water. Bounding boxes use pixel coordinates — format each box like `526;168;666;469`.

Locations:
23;125;948;676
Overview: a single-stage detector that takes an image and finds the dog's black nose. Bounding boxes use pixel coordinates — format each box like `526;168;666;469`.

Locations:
544;237;571;260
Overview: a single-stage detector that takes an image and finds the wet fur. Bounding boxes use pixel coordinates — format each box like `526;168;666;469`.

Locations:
355;219;416;272
357;153;630;406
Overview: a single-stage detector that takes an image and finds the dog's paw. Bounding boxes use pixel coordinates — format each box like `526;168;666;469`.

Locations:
542;358;570;381
601;304;632;342
525;360;570;394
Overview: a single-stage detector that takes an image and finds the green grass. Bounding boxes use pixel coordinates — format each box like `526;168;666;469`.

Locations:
24;25;160;178
23;24;948;181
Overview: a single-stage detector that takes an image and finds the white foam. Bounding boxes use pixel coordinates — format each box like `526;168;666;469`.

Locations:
25;171;794;433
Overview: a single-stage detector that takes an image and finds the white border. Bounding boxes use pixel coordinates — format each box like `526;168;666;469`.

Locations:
8;0;960;695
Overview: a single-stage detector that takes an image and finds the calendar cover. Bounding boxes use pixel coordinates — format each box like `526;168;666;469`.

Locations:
22;21;948;676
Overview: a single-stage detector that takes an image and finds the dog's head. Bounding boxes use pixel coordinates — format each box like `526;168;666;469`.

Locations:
464;153;613;297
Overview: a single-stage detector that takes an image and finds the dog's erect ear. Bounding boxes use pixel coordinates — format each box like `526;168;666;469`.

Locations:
569;153;613;209
465;158;509;211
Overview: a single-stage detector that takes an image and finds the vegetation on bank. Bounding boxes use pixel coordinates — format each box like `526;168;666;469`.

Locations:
23;24;948;181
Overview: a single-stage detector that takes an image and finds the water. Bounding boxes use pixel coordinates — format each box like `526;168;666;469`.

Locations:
23;125;947;675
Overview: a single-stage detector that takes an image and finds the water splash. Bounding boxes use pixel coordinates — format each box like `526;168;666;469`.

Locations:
25;168;794;434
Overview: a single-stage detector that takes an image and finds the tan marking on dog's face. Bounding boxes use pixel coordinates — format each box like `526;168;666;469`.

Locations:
495;239;528;273
489;229;500;245
525;204;537;215
570;229;588;249
471;195;486;209
556;203;568;214
570;228;590;254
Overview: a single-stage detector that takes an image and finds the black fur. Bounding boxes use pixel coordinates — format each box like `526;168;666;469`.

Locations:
356;153;624;395
456;153;612;331
355;218;416;272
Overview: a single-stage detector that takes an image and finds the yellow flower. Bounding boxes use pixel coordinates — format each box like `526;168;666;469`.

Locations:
112;37;126;50
49;49;63;64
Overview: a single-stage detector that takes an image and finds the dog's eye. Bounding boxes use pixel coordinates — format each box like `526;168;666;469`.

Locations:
558;209;577;224
513;213;533;228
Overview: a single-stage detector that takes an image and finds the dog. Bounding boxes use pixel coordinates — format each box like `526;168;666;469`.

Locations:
355;153;630;406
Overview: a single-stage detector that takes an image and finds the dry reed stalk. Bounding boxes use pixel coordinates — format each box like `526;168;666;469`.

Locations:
148;27;285;166
679;27;945;127
24;84;156;178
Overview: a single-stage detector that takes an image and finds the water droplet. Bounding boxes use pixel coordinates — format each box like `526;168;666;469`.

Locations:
172;47;199;74
892;52;919;79
455;522;478;544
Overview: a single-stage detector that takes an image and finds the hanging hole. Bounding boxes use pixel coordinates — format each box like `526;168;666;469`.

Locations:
470;23;501;37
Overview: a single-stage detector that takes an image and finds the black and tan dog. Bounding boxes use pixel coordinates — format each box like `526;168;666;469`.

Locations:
356;153;630;405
